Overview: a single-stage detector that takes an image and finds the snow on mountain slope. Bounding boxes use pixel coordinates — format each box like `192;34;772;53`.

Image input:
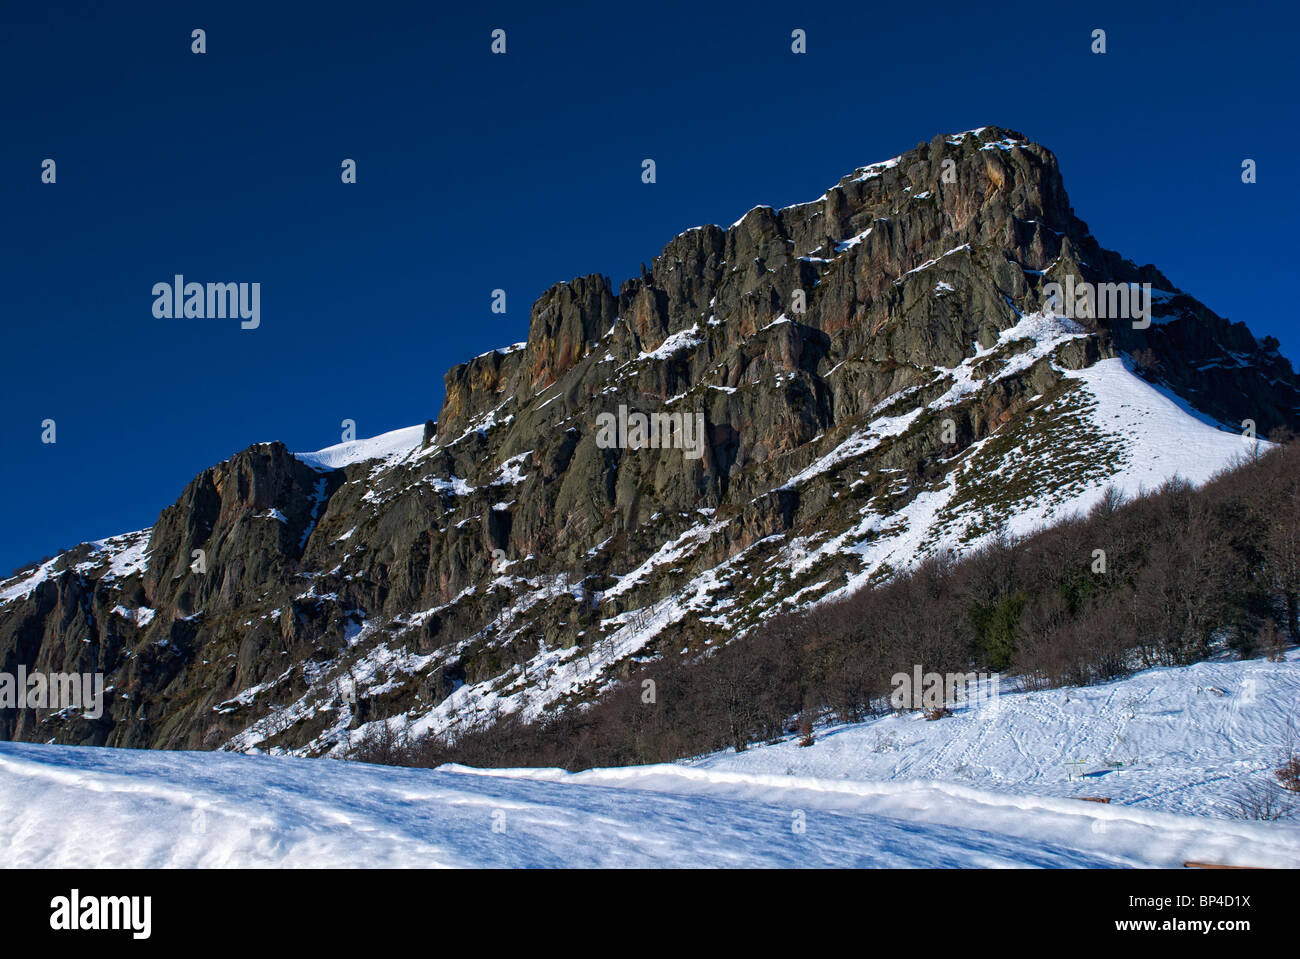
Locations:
414;355;1262;743
0;529;151;608
1063;358;1256;501
220;342;1270;758
691;651;1300;828
0;557;61;606
0;427;423;608
824;353;1261;599
292;424;424;471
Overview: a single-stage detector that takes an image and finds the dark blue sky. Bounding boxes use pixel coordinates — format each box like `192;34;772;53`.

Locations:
3;0;1297;573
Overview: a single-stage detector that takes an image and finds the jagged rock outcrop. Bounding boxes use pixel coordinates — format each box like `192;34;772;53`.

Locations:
3;127;1298;754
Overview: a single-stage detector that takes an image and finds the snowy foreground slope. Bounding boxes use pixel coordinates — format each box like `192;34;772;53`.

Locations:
1;653;1297;868
694;653;1300;822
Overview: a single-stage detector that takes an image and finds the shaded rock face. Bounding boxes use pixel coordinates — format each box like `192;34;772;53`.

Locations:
4;127;1298;754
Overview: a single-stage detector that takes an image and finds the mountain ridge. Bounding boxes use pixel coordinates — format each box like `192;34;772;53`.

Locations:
3;126;1298;755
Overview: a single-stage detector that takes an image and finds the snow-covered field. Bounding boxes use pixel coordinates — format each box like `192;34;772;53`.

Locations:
694;653;1300;822
1;652;1296;868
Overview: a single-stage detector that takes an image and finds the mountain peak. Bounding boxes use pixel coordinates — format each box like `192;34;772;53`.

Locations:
3;128;1298;757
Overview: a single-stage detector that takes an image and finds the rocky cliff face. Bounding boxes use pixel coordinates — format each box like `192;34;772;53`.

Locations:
4;127;1298;754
